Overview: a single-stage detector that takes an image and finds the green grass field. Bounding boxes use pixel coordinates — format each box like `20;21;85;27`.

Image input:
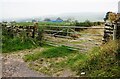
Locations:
16;22;71;26
16;21;102;27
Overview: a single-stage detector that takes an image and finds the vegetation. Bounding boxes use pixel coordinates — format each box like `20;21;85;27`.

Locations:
104;12;118;22
23;45;81;75
23;40;120;77
2;26;39;53
2;24;44;53
16;22;70;26
2;36;37;53
23;45;77;61
74;20;102;27
2;20;119;77
73;40;120;77
44;18;51;22
16;21;103;27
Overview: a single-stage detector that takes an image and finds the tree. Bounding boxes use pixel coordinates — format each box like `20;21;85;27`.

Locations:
75;20;80;26
44;18;51;22
56;17;63;21
66;18;72;22
104;12;110;21
85;20;92;27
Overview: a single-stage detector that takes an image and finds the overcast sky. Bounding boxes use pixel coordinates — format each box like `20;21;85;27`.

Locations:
0;0;119;19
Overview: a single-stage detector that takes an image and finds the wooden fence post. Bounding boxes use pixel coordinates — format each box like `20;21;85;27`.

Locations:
113;24;117;40
116;21;120;39
32;22;38;38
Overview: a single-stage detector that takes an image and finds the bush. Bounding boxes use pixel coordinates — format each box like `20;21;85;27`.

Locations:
74;20;95;27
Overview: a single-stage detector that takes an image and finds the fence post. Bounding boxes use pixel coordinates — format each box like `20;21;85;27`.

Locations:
32;22;38;38
113;24;117;40
67;27;69;36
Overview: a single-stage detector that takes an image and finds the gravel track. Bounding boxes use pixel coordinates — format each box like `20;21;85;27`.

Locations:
2;48;48;77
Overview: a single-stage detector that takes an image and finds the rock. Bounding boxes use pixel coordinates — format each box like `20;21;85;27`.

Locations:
40;58;44;62
95;43;99;45
81;72;85;75
88;39;92;41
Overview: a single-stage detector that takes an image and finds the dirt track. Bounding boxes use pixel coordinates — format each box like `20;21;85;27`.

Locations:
2;48;48;77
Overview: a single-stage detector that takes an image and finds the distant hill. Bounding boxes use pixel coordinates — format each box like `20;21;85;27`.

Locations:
1;12;105;22
54;12;105;22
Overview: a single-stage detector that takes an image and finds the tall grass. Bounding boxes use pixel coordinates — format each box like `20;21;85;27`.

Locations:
2;36;38;53
73;40;120;77
23;40;119;77
2;24;45;53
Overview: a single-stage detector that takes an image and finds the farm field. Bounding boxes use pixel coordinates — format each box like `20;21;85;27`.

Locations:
16;21;103;27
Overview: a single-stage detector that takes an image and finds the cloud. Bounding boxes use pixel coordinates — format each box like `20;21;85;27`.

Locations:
1;0;119;19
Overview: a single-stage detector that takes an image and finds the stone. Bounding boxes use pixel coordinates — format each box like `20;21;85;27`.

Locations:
81;72;85;75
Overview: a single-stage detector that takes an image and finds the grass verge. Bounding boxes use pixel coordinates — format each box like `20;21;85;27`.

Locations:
23;40;119;77
23;45;77;62
74;40;120;77
2;37;38;53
